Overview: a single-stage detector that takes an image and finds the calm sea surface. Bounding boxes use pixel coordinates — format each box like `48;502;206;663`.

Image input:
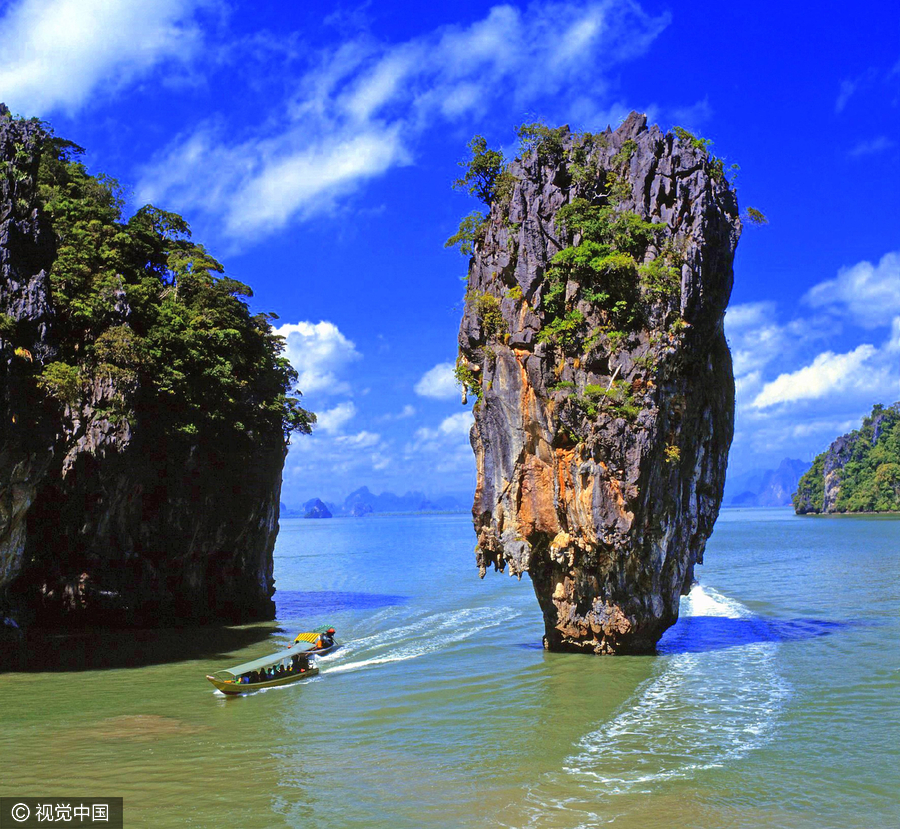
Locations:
1;509;898;828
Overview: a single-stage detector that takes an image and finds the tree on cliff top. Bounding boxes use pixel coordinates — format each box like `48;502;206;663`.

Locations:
29;122;314;443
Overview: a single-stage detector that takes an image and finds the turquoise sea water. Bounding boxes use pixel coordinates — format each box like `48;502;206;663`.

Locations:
1;508;898;828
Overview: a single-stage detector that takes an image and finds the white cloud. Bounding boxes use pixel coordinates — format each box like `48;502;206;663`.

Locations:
668;96;713;131
409;411;473;445
888;317;900;353
437;411;474;437
726;301;777;332
404;411;474;473
790;418;858;439
834;68;880;114
334;430;382;449
274;321;361;395
727;253;900;474
379;404;416;422
0;0;204;115
414;362;459;400
726;302;833;381
848;136;896;158
804;251;900;329
751;344;880;409
316;401;356;434
135;0;669;244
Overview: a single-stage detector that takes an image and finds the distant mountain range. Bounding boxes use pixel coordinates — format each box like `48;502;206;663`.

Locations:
282;487;470;518
285;463;809;518
723;458;811;508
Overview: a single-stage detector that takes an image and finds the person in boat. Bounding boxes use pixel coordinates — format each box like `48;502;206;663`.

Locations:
316;628;336;650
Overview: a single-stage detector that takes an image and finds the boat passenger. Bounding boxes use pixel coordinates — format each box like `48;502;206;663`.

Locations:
317;628;336;649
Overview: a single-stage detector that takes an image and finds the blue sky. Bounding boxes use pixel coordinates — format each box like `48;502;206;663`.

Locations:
1;0;897;506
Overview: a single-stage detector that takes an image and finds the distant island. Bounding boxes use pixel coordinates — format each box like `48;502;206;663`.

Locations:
303;499;332;519
282;487;470;518
794;402;900;514
724;458;810;507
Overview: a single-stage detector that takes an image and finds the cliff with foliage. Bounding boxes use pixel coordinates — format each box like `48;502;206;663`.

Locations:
0;106;313;630
793;403;900;514
454;113;741;653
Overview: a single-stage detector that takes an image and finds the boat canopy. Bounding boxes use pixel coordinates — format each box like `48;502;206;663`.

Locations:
214;642;315;679
293;627;333;645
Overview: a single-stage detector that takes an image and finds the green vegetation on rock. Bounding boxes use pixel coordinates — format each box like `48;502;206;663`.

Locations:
32;127;314;441
794;403;900;514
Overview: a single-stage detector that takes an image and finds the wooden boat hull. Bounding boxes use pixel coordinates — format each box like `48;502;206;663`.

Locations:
207;667;320;695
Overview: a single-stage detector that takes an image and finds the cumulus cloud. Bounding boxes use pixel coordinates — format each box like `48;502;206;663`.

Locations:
726;301;833;381
751;344;881;409
803;250;900;329
136;0;669;244
403;411;474;474
0;0;204;115
274;320;361;395
414;362;459;400
315;401;356;434
137;122;410;241
726;252;900;473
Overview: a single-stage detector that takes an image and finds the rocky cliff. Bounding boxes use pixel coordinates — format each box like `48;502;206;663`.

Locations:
456;114;740;653
0;108;311;632
303;498;333;519
794;403;900;514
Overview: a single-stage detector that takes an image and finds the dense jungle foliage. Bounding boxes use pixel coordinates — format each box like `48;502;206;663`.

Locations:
22;123;314;443
793;403;900;513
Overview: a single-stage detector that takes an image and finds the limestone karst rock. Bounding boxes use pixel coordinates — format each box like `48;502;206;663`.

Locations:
0;107;300;633
457;113;741;653
793;402;900;514
303;498;333;519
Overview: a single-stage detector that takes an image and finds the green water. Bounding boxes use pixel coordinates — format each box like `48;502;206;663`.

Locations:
2;509;898;828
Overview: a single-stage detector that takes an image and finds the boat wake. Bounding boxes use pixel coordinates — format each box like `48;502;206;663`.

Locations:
516;584;791;824
318;605;516;675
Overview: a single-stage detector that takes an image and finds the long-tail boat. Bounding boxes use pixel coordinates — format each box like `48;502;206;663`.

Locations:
206;629;338;695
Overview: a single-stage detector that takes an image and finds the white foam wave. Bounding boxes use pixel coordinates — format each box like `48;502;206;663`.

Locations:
321;605;515;675
520;584;791;821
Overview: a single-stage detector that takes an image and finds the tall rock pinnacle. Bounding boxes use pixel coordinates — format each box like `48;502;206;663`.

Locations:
456;113;741;653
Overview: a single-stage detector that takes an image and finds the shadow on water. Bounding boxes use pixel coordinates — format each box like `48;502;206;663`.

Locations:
658;616;857;655
275;590;408;617
514;617;861;655
0;623;279;674
1;591;409;673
